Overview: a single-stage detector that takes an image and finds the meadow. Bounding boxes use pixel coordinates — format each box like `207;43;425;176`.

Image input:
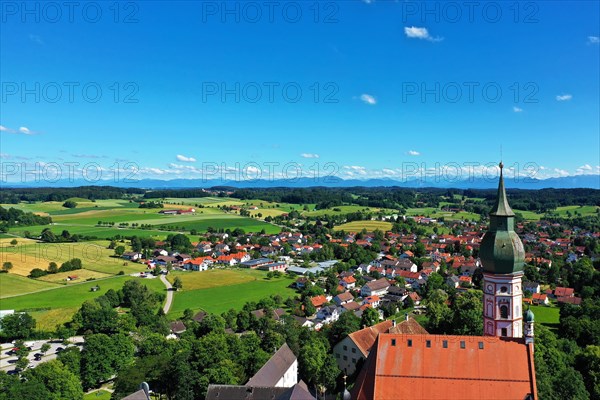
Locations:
0;275;166;329
334;221;393;232
0;238;142;277
167;269;297;317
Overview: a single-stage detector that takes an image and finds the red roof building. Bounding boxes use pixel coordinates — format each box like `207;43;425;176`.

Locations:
352;334;537;400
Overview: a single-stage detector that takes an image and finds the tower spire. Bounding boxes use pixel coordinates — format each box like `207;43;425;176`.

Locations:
490;162;515;217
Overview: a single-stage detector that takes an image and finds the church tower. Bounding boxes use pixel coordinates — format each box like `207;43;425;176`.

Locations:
480;162;526;338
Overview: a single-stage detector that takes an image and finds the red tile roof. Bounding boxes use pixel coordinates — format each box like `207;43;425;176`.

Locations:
353;334;537;400
348;320;394;357
310;295;327;308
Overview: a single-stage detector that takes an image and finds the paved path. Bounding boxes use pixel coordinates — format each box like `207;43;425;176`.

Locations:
160;274;173;314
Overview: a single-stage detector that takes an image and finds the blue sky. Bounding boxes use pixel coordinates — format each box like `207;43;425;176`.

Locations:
1;0;599;184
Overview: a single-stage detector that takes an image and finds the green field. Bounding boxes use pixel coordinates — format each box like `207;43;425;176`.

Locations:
168;270;296;317
155;217;280;234
529;305;560;328
554;205;599;218
0;273;61;297
167;269;261;291
513;209;543;221
84;390;112;400
334;220;393;232
0;275;166;329
304;205;391;217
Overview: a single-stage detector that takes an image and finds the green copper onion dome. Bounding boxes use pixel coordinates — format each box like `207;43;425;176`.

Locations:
524;307;535;323
479;162;525;275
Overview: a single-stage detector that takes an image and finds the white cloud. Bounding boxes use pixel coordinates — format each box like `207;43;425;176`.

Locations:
343;165;367;176
176;154;196;162
0;125;8;132
407;150;420;156
362;0;374;3
360;94;377;105
0;153;9;159
513;106;523;112
18;127;32;134
404;26;443;42
556;94;573;101
553;168;570;177
588;36;599;44
300;153;320;159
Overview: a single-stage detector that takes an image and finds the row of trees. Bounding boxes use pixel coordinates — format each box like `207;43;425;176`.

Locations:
28;258;83;279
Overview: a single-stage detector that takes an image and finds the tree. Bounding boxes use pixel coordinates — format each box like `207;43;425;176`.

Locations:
81;333;134;390
298;336;339;389
40;343;51;355
424;289;452;334
15;357;29;371
360;307;380;327
57;347;81;377
450;290;483;336
302;298;316;317
22;359;84;400
173;276;183;291
1;262;12;272
575;345;600;398
114;246;125;256
328;312;360;346
47;262;58;274
62;200;77;208
9;239;17;246
0;312;36;341
71;299;119;334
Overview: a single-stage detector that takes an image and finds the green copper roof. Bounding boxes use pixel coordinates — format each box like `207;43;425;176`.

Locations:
524;307;535;322
490;162;515;217
480;162;525;275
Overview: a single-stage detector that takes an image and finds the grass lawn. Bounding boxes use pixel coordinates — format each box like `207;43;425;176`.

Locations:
303;205;382;217
554;205;599;218
168;271;296;317
0;275;166;329
513;209;543;221
155;217;280;234
84;390;112;400
529;304;560;329
9;224;170;240
334;221;393;232
0;273;61;298
167;269;261;291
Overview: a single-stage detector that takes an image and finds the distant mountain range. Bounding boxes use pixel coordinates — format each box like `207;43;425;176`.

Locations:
3;175;599;190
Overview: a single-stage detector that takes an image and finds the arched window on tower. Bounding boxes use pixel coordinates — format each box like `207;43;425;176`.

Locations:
500;305;509;319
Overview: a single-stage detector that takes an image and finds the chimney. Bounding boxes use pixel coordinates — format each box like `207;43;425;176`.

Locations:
392;319;397;327
405;313;409;321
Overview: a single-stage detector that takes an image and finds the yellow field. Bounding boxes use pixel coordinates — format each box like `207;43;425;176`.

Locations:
37;269;111;284
29;307;80;330
250;209;288;218
0;239;127;277
334;221;393;232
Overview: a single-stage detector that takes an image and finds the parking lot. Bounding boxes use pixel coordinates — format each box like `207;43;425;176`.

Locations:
0;336;84;373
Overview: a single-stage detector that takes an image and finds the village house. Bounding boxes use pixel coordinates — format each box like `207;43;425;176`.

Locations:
316;305;341;325
532;293;549;306
122;251;143;261
360;278;390;297
340;276;356;289
333;291;354;306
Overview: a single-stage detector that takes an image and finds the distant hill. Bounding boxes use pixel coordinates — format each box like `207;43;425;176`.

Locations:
3;174;599;190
